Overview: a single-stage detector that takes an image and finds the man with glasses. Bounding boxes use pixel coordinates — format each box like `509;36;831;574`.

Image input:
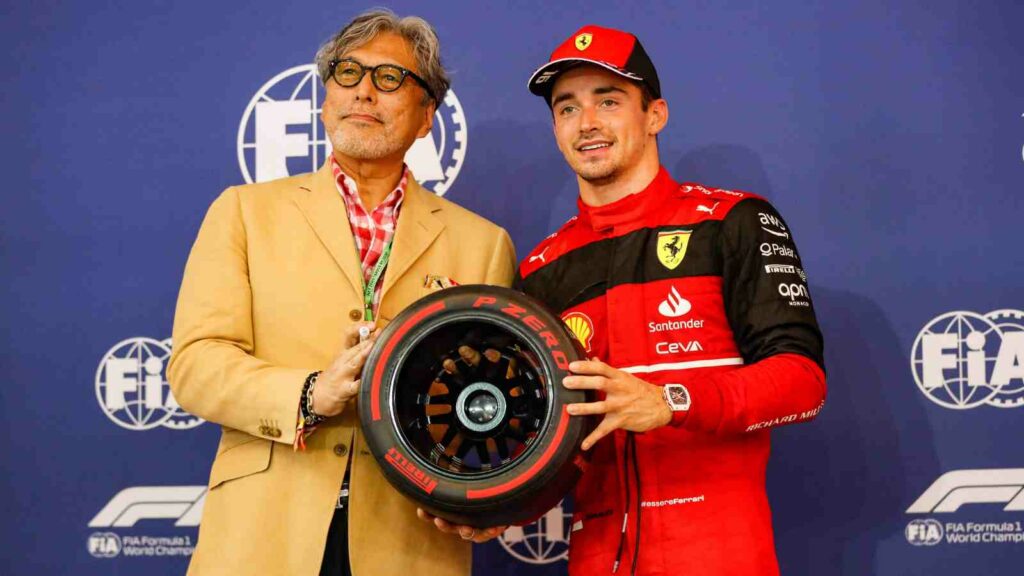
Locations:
168;9;515;576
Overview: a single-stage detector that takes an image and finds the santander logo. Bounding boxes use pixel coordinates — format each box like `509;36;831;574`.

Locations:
658;286;692;318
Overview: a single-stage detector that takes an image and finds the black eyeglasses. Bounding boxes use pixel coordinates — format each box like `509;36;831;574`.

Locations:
328;59;433;100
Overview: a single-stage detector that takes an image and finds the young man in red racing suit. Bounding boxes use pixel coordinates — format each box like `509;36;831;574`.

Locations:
516;25;827;575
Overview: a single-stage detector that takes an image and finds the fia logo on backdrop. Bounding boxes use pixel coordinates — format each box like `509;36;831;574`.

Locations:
87;486;204;559
905;519;944;546
95;337;204;430
498;499;571;564
910;309;1024;409
904;468;1024;547
237;64;467;196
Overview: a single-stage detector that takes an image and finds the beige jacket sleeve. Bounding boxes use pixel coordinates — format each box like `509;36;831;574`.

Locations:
167;188;310;445
486;228;517;288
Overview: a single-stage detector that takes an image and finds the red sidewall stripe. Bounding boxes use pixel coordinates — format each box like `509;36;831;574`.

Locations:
370;300;447;421
466;407;571;499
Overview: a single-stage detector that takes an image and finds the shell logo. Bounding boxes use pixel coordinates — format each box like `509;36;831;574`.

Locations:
563;312;594;352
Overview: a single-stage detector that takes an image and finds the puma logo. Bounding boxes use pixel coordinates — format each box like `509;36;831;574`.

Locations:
528;247;550;264
696;202;719;215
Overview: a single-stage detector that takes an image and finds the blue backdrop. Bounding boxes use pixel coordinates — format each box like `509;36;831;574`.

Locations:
2;0;1022;574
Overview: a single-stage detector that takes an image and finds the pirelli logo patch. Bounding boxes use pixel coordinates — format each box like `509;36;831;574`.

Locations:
384;447;438;494
657;230;691;270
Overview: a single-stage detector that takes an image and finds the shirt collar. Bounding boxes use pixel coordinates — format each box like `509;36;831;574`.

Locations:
576;166;678;232
330;156;408;214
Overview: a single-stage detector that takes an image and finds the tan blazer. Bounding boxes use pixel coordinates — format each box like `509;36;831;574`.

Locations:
168;162;516;576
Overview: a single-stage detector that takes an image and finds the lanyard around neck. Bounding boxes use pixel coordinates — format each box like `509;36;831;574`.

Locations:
362;240;393;321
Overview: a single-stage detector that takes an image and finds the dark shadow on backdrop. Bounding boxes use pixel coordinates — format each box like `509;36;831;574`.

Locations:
768;287;939;575
447;119;577;262
673;144;775;191
672;144;940;574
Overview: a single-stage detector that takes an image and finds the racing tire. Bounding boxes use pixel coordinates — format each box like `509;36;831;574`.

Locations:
359;285;592;528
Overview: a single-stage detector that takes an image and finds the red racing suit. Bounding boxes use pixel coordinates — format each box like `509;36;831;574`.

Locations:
516;167;826;575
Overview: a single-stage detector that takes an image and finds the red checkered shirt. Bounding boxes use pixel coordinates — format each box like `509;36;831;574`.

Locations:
331;157;408;318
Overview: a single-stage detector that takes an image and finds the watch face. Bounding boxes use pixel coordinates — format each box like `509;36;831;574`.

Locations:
667;385;690;409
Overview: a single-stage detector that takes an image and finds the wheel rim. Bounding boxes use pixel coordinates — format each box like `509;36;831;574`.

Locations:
391;319;551;477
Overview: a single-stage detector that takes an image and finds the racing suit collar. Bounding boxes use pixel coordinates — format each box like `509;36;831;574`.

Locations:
576;167;678;233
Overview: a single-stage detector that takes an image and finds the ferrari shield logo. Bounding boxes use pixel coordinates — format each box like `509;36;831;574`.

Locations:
575;33;593;51
657;230;691;270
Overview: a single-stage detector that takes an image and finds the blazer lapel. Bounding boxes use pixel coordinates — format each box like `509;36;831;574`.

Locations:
381;180;444;299
292;162;364;296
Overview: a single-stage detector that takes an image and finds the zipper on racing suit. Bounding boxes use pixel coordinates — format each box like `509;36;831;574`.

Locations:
612;432;643;575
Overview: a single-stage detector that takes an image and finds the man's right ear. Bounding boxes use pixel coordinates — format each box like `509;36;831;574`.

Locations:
648;99;669;136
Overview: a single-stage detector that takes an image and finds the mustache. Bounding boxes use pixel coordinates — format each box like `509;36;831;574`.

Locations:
574;135;614;149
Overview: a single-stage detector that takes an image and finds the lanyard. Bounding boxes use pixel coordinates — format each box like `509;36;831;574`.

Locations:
362;240;393;321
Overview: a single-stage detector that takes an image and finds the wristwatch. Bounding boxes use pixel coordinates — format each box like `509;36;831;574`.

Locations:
662;383;691;412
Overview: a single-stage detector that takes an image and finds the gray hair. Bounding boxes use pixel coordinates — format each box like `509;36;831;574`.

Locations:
314;8;450;104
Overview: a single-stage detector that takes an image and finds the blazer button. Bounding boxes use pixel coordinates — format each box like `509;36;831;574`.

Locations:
349;309;363;321
334;444;348;457
267;427;281;438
